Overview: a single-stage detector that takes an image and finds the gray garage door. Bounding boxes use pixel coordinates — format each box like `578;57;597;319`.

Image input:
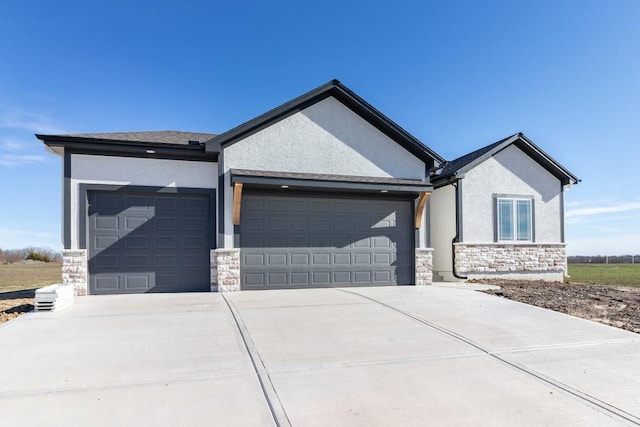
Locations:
240;191;414;289
88;191;211;295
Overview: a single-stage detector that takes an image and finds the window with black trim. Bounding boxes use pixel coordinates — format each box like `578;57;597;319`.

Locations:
496;197;533;242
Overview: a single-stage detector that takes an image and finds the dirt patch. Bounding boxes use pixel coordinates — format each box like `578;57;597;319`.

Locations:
0;289;36;324
479;280;640;334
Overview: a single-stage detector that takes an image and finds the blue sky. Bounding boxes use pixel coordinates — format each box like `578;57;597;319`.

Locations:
1;0;638;255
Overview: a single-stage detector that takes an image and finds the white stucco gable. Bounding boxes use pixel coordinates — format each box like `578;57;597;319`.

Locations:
462;144;562;243
223;96;426;180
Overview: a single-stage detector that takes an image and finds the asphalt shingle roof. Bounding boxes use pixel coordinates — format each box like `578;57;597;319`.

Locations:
436;135;514;180
57;130;217;145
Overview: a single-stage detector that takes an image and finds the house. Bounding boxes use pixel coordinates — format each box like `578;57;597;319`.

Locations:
37;80;579;296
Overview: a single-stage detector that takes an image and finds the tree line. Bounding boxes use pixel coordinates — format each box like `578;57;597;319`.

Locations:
0;247;63;264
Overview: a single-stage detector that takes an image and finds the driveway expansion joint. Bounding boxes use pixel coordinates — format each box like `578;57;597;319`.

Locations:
222;293;291;427
337;288;640;426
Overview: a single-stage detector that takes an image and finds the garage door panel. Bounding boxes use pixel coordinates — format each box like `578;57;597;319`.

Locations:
183;217;206;231
354;253;372;264
373;253;391;264
155;197;178;210
311;201;330;212
333;253;351;265
89;191;211;294
182;253;208;268
95;216;119;230
156;217;178;230
268;272;288;285
183;236;206;249
354;239;372;248
289;200;309;212
95;235;118;250
245;198;265;211
374;271;392;282
267;253;287;266
240;191;413;290
124;215;150;230
155;236;178;249
182;197;208;211
287;236;309;247
291;253;310;265
334;219;351;231
93;194;121;210
312;271;331;284
312;253;330;265
244;273;266;287
332;201;351;213
125;275;150;290
95;254;119;269
95;276;120;291
126;236;148;249
244;253;265;266
125;255;150;268
242;235;265;247
290;272;310;285
354;271;372;283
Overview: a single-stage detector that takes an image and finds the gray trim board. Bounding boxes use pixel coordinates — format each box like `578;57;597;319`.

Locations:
218;151;225;247
63;150;71;249
78;184;216;251
560;183;565;244
231;170;432;194
38;137;218;162
457;180;463;242
39;131;216;145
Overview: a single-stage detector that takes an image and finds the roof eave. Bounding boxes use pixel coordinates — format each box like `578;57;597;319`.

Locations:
514;134;580;185
37;134;219;161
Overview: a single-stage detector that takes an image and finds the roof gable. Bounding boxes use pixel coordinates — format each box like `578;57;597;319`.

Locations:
205;79;445;165
431;133;580;186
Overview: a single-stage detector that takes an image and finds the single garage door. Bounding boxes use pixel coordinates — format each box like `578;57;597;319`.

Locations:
88;191;211;294
240;190;414;289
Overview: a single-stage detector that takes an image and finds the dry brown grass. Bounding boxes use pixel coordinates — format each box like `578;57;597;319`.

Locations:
0;262;62;324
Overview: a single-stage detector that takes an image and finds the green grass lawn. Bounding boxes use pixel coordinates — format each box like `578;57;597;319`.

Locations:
568;263;640;287
0;262;62;293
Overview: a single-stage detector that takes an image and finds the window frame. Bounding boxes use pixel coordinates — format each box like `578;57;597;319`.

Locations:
494;195;534;242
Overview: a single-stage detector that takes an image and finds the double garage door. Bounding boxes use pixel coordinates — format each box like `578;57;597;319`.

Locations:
88;191;211;295
240;191;414;290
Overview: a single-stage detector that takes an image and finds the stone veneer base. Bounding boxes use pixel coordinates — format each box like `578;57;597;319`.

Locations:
62;249;88;296
455;243;567;282
214;248;241;292
415;248;434;286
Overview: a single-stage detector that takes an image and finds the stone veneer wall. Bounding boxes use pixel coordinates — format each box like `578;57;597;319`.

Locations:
415;248;434;286
214;248;241;292
210;249;218;292
455;243;567;281
62;249;88;296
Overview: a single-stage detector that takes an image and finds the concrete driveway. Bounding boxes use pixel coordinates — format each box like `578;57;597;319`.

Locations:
1;286;639;426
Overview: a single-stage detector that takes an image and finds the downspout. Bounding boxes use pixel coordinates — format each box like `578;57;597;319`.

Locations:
451;180;467;279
